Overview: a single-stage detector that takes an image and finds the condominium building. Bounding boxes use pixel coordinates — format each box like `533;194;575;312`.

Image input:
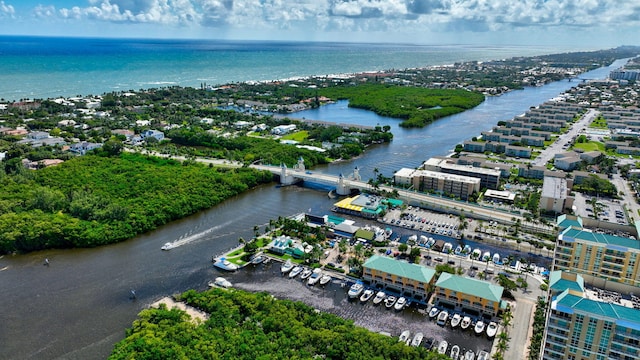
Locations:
540;176;574;213
362;255;436;302
433;272;505;318
393;168;481;200
422;157;501;190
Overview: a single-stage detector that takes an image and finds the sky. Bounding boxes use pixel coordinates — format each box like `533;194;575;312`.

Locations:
0;0;639;47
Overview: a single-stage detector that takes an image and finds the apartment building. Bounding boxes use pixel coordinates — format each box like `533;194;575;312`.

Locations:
433;272;505;318
362;255;436;302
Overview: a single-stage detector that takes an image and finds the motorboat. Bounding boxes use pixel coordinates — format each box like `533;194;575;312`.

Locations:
426;237;436;248
360;289;374;303
348;282;364;299
450;313;462;328
208;277;232;288
289;266;303;278
428;306;440;319
462;245;471;255
407;234;418;244
442;242;453;253
319;274;331;286
250;253;266;265
477;350;489;360
474;320;486;335
398;330;410;343
464;349;475;360
212;258;238;271
161;242;174;251
280;259;293;273
437;340;448;354
307;268;322;286
486;321;498;338
454;245;462;255
384;295;397;308
394;296;407;311
419;235;428;246
372;291;386;305
410;332;423;347
437;310;449;326
460;316;472;330
492;253;501;265
471;248;482;260
300;268;313;280
482;251;491;262
450;344;460;360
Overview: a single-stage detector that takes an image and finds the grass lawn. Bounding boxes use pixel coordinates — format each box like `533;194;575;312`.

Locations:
573;141;605;152
281;130;309;142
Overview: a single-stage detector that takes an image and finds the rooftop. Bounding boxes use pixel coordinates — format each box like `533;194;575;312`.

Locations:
560;227;640;251
553;290;640;330
435;272;504;303
541;176;568;199
363;255;436;284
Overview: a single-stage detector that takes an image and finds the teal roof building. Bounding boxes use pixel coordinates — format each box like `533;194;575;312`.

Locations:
362;255;436;302
434;272;505;318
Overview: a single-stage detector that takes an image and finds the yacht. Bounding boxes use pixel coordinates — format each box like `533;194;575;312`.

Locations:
161;242;174;251
464;349;475;360
474;320;486;335
360;289;374;303
477;350;489;360
486;321;498;338
482;251;491;262
384;295;397;309
398;330;410;344
437;310;449;326
348;282;364;299
407;234;418;244
492;253;501;264
394;296;407;311
289;266;303;278
454;245;462;255
471;248;482;259
307;268;322;286
462;245;472;255
212;258;238;271
428;306;440;319
410;332;423;347
300;268;313;280
372;291;386;305
426;237;436;248
437;340;448;354
450;344;460;360
450;313;462;328
319;274;331;286
280;259;293;273
460;316;472;330
250;253;266;265
442;242;453;253
208;277;232;288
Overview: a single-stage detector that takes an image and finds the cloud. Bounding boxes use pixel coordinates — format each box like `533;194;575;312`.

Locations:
0;1;15;18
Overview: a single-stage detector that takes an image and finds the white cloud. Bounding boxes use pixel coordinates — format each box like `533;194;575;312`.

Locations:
0;1;15;18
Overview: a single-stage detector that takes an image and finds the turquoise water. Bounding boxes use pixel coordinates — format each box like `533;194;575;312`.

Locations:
0;36;574;101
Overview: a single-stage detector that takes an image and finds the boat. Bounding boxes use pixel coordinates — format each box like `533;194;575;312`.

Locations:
360;289;374;303
394;296;407;311
437;340;448;354
384;295;397;308
426;237;436;248
454;245;462;255
407;234;418;244
250;253;266;265
212;258;238;271
471;248;482;259
289;266;303;278
462;245;472;254
482;251;491;262
450;313;462;328
208;277;232;288
474;320;486;335
385;228;393;238
348;282;364;299
464;349;476;360
477;350;489;360
161;242;174;251
428;306;440;319
280;259;293;273
410;332;423;347
460;316;472;330
486;321;498;338
450;344;460;360
492;253;501;264
307;268;322;285
437;310;449;325
372;291;386;305
442;242;453;253
319;274;331;286
300;268;313;280
398;330;410;343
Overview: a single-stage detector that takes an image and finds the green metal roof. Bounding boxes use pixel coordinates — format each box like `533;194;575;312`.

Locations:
560;227;640;250
363;255;436;284
549;270;585;294
554;290;640;330
556;214;582;230
435;272;504;302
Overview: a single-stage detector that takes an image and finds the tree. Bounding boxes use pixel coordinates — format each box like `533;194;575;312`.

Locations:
398;243;408;254
409;247;421;263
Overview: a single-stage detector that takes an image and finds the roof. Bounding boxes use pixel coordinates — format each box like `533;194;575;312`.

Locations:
363;255;435;284
333;196;363;212
560;227;640;251
553;290;640;331
556;214;583;230
435;272;504;303
549;270;585;294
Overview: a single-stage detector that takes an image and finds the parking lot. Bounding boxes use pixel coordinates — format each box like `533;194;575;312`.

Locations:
573;193;628;225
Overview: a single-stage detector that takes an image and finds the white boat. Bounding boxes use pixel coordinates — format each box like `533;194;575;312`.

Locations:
419;235;429;246
372;291;386;305
319;274;331;286
385;228;393;238
281;259;293;273
437;340;448;354
471;248;482;259
289;266;303;278
426;237;435;248
486;321;498;338
250;253;266;265
462;245;472;254
464;349;475;360
450;344;460;360
394;296;407;311
360;289;374;302
492;253;501;264
437;310;449;325
384;295;397;308
454;245;462;255
307;268;322;285
161;242;174;251
482;251;491;262
450;313;462;328
398;330;410;343
208;277;232;288
300;268;313;280
428;306;440;318
348;282;364;298
460;316;472;330
407;234;418;244
442;242;453;253
212;258;238;271
410;332;423;347
477;350;489;360
474;320;486;335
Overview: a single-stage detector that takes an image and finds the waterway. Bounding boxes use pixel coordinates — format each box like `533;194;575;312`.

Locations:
0;60;626;359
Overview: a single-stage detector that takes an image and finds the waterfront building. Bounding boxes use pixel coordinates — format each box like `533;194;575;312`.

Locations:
433;272;505;318
407;169;481;200
362;255;436;302
332;194;390;219
540;176;573;214
422;157;501;190
483;189;516;204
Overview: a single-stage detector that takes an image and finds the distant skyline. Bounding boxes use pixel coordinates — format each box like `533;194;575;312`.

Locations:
0;1;639;48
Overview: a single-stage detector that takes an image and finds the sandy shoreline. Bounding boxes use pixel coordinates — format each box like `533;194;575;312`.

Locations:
150;296;209;323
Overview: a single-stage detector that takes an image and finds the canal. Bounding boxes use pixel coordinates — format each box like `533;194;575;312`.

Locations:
0;59;626;359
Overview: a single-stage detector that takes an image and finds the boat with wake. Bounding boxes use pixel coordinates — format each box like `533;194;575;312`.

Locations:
161;242;174;251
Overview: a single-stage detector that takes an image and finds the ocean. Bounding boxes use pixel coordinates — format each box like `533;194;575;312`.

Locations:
0;36;582;101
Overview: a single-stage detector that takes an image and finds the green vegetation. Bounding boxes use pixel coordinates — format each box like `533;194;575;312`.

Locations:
0;153;273;254
589;115;608;129
281;130;309;142
573;174;618;197
527;297;548;360
572;140;605;152
316;84;485;128
110;289;448;360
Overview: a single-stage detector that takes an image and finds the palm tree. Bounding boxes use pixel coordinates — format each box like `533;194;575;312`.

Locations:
501;310;513;329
